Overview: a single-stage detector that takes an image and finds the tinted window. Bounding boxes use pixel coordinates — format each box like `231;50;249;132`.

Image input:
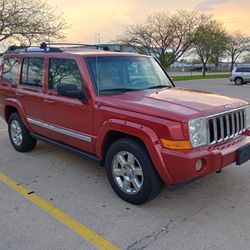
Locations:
48;59;83;91
236;68;243;72
21;58;44;87
2;58;19;84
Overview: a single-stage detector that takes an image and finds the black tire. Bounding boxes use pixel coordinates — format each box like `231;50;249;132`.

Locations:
8;112;37;152
105;138;163;204
235;77;243;85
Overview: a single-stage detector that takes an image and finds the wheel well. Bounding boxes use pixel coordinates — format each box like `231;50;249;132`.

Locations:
102;131;145;164
235;77;243;81
5;106;18;122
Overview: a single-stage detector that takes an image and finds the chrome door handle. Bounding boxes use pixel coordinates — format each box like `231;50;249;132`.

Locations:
44;99;56;104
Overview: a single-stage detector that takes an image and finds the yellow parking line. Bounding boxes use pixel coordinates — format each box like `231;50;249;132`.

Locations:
0;171;120;250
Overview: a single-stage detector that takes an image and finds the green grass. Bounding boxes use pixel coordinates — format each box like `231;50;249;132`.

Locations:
172;74;229;81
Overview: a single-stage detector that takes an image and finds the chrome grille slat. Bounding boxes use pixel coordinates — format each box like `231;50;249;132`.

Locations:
239;110;244;133
208;108;246;145
225;115;230;139
236;112;239;135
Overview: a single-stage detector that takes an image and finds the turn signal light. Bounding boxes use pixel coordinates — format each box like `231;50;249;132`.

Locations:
160;139;192;150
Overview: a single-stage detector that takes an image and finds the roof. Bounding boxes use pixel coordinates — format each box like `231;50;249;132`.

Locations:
3;50;150;58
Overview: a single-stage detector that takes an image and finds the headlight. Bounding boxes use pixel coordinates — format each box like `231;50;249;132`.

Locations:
188;118;208;148
245;105;250;129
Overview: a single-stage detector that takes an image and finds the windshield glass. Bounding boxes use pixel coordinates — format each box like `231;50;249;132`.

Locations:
85;56;172;94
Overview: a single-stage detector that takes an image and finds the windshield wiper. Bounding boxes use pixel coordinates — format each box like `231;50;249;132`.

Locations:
100;88;139;93
146;85;170;90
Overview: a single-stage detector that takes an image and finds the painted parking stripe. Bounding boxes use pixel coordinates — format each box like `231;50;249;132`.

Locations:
0;129;7;132
0;171;120;250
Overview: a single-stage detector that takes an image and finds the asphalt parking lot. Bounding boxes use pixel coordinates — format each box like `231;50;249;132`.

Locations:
1;78;250;250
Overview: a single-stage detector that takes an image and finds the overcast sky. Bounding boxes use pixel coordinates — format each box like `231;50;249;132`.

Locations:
47;0;250;44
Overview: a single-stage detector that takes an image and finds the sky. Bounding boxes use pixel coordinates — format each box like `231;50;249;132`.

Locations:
48;0;250;44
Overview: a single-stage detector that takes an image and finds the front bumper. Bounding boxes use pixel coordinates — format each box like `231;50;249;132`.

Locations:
161;134;250;185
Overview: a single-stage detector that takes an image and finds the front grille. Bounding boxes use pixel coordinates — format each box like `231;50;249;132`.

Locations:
208;108;246;145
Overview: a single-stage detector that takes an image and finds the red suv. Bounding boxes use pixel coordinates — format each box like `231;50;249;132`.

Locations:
0;44;250;204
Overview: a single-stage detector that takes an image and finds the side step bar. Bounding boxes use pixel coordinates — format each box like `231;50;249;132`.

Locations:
31;133;102;165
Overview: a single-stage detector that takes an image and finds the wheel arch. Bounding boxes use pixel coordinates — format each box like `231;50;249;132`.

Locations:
4;99;32;131
96;119;174;184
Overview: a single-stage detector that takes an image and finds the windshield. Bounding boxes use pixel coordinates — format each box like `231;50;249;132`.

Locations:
85;56;172;94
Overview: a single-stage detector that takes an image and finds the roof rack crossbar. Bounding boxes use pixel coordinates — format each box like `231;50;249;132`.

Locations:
5;43;63;54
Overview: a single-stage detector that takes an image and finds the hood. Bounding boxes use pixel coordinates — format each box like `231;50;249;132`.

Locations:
99;87;248;122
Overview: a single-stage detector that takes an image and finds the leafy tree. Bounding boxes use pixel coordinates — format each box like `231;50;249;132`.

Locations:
0;0;68;46
117;11;209;69
194;20;228;76
226;32;250;72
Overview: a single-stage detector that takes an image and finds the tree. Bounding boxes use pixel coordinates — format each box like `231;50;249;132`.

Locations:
226;32;250;72
117;11;209;69
241;53;250;63
0;0;68;47
194;20;228;76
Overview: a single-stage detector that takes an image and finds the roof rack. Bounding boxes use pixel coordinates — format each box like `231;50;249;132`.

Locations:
48;42;111;51
6;42;63;54
4;42;119;54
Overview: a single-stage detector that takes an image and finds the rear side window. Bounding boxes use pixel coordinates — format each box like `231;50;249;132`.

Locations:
21;58;44;87
48;59;83;91
2;58;19;84
235;68;250;73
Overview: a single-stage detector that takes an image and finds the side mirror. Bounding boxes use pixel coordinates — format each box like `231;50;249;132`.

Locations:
57;84;88;101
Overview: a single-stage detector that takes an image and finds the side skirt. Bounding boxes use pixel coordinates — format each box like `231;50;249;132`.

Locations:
31;133;102;165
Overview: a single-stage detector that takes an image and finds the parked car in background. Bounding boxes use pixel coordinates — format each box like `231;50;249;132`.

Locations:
230;67;250;85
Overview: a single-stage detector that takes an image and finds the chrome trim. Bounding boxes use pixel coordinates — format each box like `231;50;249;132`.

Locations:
206;107;247;145
204;106;248;120
27;118;91;142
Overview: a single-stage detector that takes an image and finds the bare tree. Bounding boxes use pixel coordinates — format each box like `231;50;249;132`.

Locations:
241;53;250;63
226;32;250;72
0;0;68;46
117;11;209;69
194;20;228;76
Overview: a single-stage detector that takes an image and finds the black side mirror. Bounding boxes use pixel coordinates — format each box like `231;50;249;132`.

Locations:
57;84;88;101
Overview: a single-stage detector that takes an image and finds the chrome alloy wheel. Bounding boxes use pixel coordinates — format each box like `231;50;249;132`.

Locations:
10;120;23;146
112;151;144;194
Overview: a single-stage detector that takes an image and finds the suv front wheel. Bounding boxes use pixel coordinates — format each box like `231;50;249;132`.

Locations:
8;112;37;152
105;138;163;204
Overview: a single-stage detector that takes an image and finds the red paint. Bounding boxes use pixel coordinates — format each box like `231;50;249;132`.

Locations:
0;50;249;185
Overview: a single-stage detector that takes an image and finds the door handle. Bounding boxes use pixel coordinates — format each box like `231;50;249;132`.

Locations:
44;99;56;104
16;93;24;97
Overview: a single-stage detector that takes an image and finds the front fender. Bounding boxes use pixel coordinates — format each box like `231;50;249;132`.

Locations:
96;118;175;184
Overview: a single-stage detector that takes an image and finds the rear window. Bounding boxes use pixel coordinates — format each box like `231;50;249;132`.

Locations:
2;57;19;84
21;58;44;87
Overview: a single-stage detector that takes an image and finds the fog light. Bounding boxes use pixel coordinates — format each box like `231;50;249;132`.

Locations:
195;160;203;172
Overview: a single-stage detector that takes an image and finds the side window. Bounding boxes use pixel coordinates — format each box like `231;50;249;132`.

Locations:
2;58;19;84
48;59;83;91
21;58;44;87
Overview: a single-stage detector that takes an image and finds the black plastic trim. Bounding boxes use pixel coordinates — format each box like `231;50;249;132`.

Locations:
31;133;101;165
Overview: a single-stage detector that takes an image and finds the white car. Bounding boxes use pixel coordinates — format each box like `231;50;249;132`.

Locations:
229;67;250;85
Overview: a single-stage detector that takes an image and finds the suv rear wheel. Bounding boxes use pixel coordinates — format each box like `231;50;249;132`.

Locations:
235;77;243;85
105;138;163;204
8;112;37;152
